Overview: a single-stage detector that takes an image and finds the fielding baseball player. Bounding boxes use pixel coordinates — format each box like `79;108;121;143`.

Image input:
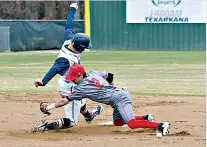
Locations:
33;3;103;130
32;64;169;136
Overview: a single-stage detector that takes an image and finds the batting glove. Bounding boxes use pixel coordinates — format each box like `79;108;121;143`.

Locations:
70;3;78;10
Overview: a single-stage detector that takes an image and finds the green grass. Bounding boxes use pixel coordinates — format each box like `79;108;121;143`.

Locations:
0;51;205;96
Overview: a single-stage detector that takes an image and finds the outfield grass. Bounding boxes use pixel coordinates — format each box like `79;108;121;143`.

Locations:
0;51;205;96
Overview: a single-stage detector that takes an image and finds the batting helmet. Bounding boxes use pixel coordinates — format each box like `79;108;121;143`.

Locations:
71;33;90;53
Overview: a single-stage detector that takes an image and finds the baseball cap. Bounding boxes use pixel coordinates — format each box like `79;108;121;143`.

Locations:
65;64;85;81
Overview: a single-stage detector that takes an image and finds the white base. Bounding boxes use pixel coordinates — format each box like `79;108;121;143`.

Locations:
97;121;114;126
97;121;129;128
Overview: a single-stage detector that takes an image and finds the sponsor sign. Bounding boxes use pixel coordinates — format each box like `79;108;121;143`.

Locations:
126;0;206;23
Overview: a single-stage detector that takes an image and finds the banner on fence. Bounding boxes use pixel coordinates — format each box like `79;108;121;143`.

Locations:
126;0;206;23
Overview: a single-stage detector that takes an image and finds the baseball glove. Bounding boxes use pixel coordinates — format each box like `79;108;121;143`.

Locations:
40;102;51;115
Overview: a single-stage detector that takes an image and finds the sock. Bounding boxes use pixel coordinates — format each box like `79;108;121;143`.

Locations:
128;119;159;129
46;118;71;130
81;110;92;119
80;104;92;119
80;104;87;112
113;119;126;126
135;116;144;120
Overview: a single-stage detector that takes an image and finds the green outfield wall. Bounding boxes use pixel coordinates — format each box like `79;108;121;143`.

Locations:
90;1;206;50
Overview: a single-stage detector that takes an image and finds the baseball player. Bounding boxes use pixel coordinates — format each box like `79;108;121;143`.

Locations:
33;3;103;130
33;64;169;136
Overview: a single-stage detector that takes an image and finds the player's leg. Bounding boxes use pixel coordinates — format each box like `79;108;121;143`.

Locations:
45;100;80;130
29;117;73;132
112;104;153;126
80;98;103;124
45;118;72;130
113;107;125;126
113;90;154;123
58;78;81;125
29;100;81;132
115;102;169;135
113;114;154;126
64;100;81;125
80;98;94;122
114;92;158;129
43;101;80;130
114;91;169;135
64;3;78;41
116;103;159;129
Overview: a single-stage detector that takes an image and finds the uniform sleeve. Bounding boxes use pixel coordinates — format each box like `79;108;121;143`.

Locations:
64;7;76;41
42;57;70;86
53;57;70;74
95;71;108;79
96;71;114;84
66;86;85;101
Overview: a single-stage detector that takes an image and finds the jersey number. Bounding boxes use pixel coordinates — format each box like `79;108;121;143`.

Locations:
89;78;103;89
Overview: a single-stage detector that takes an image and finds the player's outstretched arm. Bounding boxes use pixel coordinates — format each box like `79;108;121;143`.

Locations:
64;3;78;41
43;92;84;112
34;58;70;87
40;99;69;114
39;82;85;114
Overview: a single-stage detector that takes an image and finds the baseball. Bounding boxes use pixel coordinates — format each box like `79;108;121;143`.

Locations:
156;132;162;138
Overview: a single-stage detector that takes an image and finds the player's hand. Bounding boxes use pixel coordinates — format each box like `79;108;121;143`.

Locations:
70;2;78;10
40;102;51;115
34;80;43;87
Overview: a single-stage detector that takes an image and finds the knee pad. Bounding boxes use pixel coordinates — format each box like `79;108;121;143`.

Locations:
113;119;126;126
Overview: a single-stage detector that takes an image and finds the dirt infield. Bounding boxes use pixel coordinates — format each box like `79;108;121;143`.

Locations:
0;93;205;147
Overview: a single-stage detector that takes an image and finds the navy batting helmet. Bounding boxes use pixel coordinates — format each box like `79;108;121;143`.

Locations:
71;33;90;53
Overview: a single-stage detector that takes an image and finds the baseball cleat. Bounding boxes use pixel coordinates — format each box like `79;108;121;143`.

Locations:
85;105;103;124
157;122;170;136
144;114;155;122
29;120;48;133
